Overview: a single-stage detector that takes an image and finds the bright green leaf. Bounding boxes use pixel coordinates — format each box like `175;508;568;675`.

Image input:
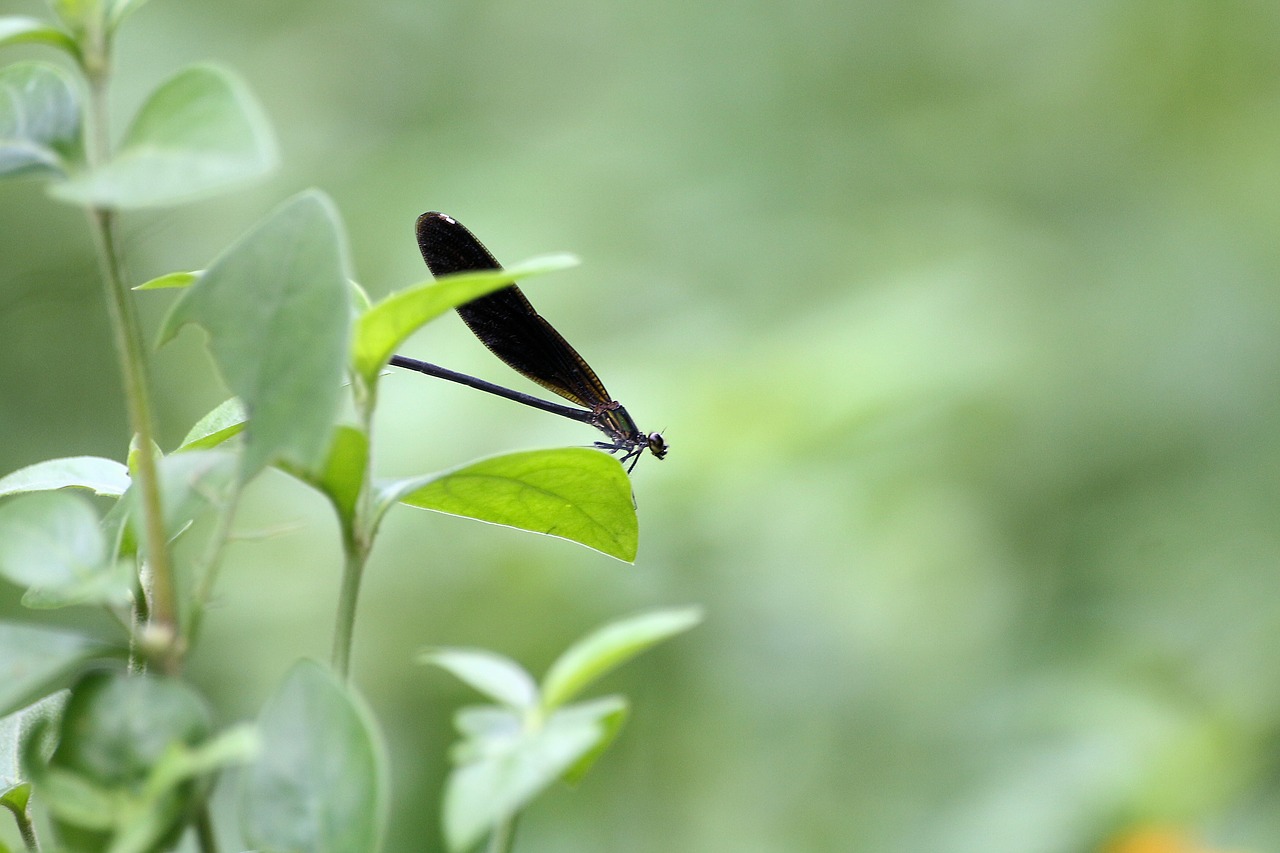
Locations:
0;61;80;180
133;269;201;290
395;447;638;561
351;253;578;383
0;456;130;497
442;703;614;853
0;16;79;55
302;425;368;525
540;607;702;711
51;64;276;208
0;622;107;717
175;397;246;452
419;649;538;710
159;191;351;480
241;660;387;853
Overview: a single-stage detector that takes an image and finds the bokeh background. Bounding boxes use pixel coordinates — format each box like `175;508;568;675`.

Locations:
3;0;1280;851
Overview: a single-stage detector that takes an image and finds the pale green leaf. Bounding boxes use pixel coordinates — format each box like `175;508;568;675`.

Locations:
541;607;702;711
0;61;80;180
0;456;130;497
241;660;387;853
419;649;538;710
51;64;276;208
0;622;106;716
175;397;246;452
158;191;351;479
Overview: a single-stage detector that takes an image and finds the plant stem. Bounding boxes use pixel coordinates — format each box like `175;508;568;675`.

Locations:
194;802;219;853
331;527;367;679
15;801;39;852
81;24;181;674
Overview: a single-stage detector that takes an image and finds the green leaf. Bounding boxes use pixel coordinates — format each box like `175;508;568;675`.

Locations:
351;253;578;384
0;492;130;609
395;447;639;562
557;697;627;785
285;424;368;527
106;0;150;31
175;397;246;452
123;450;236;548
50;671;212;788
540;607;702;711
133;269;201;290
442;699;618;853
1;692;66;798
0;16;79;55
159;191;352;480
50;64;276;208
41;671;213;848
0;456;130;498
419;649;538;710
44;0;99;36
0;61;81;180
241;660;387;853
0;622;108;717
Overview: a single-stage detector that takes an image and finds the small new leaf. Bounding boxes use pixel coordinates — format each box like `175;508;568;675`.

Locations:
419;649;538;710
540;606;703;711
0;62;81;180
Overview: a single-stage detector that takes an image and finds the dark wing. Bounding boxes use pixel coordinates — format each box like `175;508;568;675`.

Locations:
415;212;615;410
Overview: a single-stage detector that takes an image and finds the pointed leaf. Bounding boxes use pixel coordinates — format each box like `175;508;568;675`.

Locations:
134;269;201;290
0;61;80;180
106;0;150;30
352;253;578;383
159;191;351;479
0;622;107;716
419;649;537;710
0;16;78;55
541;607;702;710
51;64;276;208
397;448;638;562
241;660;387;853
0;456;130;497
175;397;246;452
44;0;98;36
442;701;616;853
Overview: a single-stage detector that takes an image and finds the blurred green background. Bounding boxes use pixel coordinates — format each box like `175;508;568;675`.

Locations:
3;0;1280;850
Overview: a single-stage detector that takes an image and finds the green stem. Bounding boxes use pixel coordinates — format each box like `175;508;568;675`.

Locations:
194;802;219;853
186;490;242;650
15;802;39;852
331;379;378;679
330;527;367;679
81;23;181;674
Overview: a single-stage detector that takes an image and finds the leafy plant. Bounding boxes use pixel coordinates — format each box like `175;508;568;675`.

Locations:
0;3;698;851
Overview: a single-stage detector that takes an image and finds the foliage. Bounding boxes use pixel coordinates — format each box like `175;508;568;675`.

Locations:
0;4;694;851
